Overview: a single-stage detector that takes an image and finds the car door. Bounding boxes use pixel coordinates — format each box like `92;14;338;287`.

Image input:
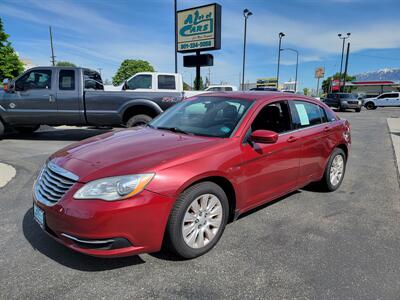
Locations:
289;100;334;184
375;93;389;106
5;68;58;125
238;100;301;209
56;69;83;124
388;93;400;106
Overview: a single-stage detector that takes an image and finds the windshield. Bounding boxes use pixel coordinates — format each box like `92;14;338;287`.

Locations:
150;96;254;138
339;93;357;99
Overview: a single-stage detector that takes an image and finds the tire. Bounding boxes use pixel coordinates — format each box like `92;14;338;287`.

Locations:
165;182;229;259
355;108;361;112
0;119;4;139
125;114;152;127
339;103;345;112
14;125;40;134
319;148;346;192
365;102;376;110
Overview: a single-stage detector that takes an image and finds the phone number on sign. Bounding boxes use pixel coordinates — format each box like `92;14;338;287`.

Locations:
179;40;212;50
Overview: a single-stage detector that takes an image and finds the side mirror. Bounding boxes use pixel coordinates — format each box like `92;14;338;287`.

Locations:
250;130;278;144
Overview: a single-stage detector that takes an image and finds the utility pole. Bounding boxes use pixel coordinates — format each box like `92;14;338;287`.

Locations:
174;0;178;73
242;9;253;91
338;33;350;91
208;67;211;86
49;26;56;66
342;42;350;93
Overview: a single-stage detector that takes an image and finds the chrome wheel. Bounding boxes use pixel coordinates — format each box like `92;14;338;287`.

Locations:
182;193;223;249
330;154;344;186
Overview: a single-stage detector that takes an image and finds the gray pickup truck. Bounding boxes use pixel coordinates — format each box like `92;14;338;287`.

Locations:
0;66;186;137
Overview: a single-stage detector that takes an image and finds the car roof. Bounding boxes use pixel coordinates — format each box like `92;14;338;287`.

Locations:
196;91;318;103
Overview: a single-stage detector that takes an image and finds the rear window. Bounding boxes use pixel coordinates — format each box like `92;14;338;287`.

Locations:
84;70;103;90
59;70;75;90
158;75;176;90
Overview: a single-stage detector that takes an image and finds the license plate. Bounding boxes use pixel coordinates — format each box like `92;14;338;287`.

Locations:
33;204;45;228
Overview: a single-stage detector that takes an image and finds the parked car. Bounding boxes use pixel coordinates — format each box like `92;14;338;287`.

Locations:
0;67;195;137
205;85;238;92
323;93;362;112
33;92;351;259
250;87;278;91
364;92;400;110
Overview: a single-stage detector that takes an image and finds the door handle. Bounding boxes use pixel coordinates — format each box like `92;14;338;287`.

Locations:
323;126;331;132
287;136;297;143
49;95;56;103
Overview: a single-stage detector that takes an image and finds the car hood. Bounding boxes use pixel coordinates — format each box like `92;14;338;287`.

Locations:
50;127;226;182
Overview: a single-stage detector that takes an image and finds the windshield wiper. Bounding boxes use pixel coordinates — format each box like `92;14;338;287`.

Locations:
156;126;193;135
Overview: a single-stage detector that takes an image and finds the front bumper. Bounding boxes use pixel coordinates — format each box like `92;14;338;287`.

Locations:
341;102;362;109
33;185;175;258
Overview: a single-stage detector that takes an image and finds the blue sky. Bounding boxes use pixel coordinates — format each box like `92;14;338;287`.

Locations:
1;0;400;89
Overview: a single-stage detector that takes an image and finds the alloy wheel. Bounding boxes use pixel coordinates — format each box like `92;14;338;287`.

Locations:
330;154;344;186
182;193;223;249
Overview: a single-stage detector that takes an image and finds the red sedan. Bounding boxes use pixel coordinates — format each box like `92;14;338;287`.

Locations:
33;92;351;259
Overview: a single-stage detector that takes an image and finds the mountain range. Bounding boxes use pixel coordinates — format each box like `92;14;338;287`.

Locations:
355;68;400;81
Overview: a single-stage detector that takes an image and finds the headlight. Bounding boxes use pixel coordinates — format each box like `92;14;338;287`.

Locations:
74;173;155;201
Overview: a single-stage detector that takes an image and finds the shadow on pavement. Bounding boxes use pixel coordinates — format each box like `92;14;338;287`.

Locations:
5;127;113;141
23;208;145;271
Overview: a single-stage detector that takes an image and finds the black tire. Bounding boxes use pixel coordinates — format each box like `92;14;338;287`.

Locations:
125;114;152;127
0;119;4;139
318;148;346;192
355;108;361;112
14;125;40;134
365;102;376;110
339;103;345;112
165;182;229;259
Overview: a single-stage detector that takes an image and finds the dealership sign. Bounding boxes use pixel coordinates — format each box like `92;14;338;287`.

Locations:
177;3;221;53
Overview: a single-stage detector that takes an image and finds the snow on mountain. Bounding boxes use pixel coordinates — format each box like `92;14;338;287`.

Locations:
355;68;400;81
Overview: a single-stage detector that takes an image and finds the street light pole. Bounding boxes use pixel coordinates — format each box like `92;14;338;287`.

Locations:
276;32;285;90
338;32;350;91
174;0;178;73
241;9;252;91
281;48;298;92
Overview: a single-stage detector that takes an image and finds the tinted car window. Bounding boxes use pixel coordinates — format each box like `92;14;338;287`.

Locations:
251;101;292;133
84;70;103;90
291;101;325;129
59;70;75;90
158;75;176;90
15;70;52;91
127;75;152;90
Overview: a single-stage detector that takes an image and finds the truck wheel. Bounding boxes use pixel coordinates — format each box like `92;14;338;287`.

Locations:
0;120;4;139
14;125;40;134
365;102;376;110
126;114;152;127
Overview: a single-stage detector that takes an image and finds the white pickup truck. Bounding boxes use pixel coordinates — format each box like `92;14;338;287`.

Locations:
104;72;209;98
364;92;400;110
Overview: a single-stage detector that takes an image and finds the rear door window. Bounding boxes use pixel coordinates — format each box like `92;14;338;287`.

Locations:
59;70;75;90
290;101;326;129
158;75;176;90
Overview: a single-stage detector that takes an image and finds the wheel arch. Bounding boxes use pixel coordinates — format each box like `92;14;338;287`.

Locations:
180;175;237;223
121;100;163;124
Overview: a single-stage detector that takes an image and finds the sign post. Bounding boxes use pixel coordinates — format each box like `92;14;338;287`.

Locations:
315;67;325;96
177;3;221;90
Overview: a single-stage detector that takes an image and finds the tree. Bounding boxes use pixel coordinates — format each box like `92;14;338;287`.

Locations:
0;17;24;81
56;61;76;67
193;76;204;90
322;72;356;93
112;59;155;85
183;81;191;91
303;87;309;96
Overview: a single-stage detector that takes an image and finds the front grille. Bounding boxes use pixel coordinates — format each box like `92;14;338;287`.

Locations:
34;162;78;205
348;101;358;104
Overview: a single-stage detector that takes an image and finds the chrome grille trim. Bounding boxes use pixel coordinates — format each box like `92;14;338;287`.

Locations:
34;162;79;206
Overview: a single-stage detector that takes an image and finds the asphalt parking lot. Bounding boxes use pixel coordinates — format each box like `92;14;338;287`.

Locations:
1;108;400;299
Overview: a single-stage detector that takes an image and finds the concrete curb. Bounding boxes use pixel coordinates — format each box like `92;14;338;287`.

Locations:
387;118;400;184
0;163;16;188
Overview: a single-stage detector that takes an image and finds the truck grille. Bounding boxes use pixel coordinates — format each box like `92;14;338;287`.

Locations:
34;162;79;206
348;101;358;104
